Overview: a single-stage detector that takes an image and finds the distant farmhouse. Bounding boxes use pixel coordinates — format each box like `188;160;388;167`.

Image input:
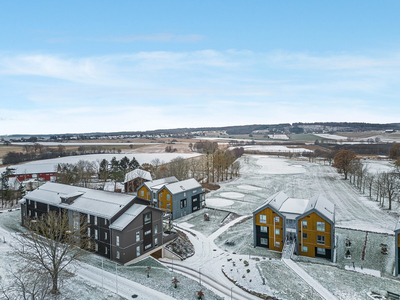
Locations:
137;177;205;220
8;163;58;182
123;169;152;193
253;191;335;261
19;182;174;265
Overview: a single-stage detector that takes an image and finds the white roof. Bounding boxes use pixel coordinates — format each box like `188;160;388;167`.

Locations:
254;191;335;223
3;163;57;175
144;177;178;191
164;178;202;194
0;177;20;190
109;204;147;231
124;169;152;183
24;182;134;219
279;198;309;216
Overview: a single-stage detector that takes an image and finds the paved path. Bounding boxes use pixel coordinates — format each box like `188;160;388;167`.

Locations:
283;258;338;300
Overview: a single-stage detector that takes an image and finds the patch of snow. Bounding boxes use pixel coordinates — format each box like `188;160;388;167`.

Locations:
254;156;307;174
237;145;312;153
314;134;348;140
220;192;244;199
345;265;381;277
237;185;262;191
206;198;234;207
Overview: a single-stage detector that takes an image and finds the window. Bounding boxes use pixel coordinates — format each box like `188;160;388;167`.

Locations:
105;247;108;255
140;190;144;197
193;190;197;193
155;224;158;234
167;203;171;210
47;204;49;212
95;243;98;251
302;220;307;228
116;235;120;246
104;232;107;240
260;238;268;245
317;247;326;255
116;251;120;259
159;193;163;199
88;228;91;237
136;232;140;242
260;226;268;233
35;212;37;218
94;229;98;240
274;216;279;223
154;237;158;247
87;214;90;223
317;235;325;245
104;219;107;226
302;246;308;252
34;201;37;209
145;244;151;250
184;192;186;197
303;233;307;239
28;199;30;205
180;199;187;208
275;242;280;247
167;194;171;201
275;229;280;235
144;213;151;224
160;201;163;207
317;222;325;232
144;230;151;236
259;215;266;224
136;246;140;257
94;216;97;226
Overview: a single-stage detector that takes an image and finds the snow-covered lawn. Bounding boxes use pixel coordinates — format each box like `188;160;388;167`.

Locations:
299;262;400;299
314;134;348;140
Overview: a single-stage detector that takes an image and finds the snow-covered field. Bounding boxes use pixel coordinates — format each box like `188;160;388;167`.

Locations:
0;152;201;173
362;159;395;173
314;134;348;140
237;145;312;153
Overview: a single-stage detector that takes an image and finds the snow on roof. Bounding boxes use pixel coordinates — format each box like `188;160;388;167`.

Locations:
306;195;335;223
5;163;57;175
254;191;335;223
279;198;309;216
394;218;400;232
144;176;178;190
109;204;147;231
124;169;152;183
164;178;202;194
0;177;20;190
24;182;134;219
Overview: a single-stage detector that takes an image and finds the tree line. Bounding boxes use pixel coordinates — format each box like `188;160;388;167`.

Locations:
332;147;400;210
2;144;125;165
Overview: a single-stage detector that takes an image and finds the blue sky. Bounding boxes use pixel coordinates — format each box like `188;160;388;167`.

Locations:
1;1;400;135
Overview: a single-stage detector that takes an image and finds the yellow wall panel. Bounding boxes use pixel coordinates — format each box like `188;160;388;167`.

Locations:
255;207;284;251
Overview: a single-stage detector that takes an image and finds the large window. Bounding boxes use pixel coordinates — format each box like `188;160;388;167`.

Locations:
145;244;151;250
317;222;325;231
136;232;140;242
88;228;91;237
116;251;120;259
94;216;97;226
317;235;325;245
140;190;144;197
275;229;280;235
317;247;326;255
94;229;98;240
167;194;171;201
136;246;140;257
87;214;90;223
303;233;307;239
302;246;308;252
259;215;266;224
144;230;151;236
116;235;120;246
260;238;268;245
144;213;151;224
155;224;158;234
154;237;158;247
104;232;107;240
167;203;171;210
302;220;307;228
260;226;268;233
274;216;279;223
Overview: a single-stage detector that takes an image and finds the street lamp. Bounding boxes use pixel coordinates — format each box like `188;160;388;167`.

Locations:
199;268;202;286
172;255;174;273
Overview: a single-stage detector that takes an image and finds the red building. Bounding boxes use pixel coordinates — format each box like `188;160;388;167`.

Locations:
7;163;59;182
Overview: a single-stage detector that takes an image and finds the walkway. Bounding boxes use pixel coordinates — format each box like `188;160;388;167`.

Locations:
282;258;338;300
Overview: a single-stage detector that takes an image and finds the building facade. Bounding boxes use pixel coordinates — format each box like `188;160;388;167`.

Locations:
20;182;164;264
395;219;400;276
253;191;335;261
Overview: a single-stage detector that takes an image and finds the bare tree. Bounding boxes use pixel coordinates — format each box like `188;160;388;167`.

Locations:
12;211;90;295
380;172;399;210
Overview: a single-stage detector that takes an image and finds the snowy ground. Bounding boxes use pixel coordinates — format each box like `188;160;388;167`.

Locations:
0;152;201;173
234;145;312;153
